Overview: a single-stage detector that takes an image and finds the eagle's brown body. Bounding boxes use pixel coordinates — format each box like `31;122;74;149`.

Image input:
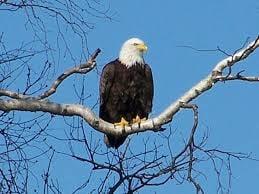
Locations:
99;59;154;148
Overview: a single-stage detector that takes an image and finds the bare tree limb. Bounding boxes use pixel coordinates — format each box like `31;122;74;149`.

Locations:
0;48;101;100
38;48;101;99
0;37;259;138
182;104;204;194
216;73;259;82
154;36;259;127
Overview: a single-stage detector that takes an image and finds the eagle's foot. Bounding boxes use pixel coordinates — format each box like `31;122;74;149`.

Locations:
114;117;129;128
132;115;146;126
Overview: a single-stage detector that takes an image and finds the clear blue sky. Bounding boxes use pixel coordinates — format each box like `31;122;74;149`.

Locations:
1;0;259;193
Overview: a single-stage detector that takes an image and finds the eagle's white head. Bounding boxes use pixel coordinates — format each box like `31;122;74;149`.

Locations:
119;38;148;68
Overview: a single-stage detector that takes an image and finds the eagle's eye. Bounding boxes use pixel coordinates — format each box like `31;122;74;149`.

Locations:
133;43;138;46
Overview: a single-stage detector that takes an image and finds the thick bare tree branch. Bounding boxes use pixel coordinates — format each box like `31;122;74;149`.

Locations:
154;36;259;126
0;36;258;139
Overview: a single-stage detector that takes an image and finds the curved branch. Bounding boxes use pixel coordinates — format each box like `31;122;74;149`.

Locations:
154;36;259;127
0;49;101;100
0;37;258;138
38;48;101;99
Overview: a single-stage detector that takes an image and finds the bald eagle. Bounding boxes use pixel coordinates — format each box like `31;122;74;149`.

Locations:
99;38;154;148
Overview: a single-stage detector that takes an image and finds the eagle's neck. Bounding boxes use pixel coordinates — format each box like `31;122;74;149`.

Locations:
119;49;144;68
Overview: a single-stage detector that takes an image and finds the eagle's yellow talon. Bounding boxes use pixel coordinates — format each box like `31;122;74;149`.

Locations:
114;117;129;127
132;115;146;124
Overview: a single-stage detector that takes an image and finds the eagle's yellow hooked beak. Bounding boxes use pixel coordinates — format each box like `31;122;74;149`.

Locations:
137;43;148;52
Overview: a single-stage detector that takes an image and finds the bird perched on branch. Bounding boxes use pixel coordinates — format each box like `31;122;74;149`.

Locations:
99;38;154;148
